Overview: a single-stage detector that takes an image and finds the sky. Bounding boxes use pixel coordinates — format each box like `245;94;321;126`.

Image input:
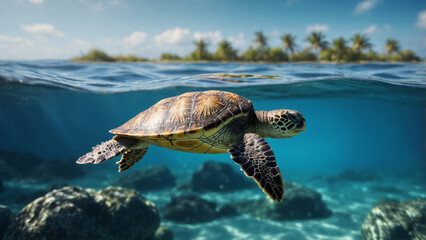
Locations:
0;0;425;60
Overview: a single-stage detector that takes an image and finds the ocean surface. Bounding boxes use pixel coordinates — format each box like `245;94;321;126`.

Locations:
0;61;425;240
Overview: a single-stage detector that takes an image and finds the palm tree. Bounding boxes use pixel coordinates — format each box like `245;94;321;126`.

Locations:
385;39;400;56
351;34;373;53
305;31;328;60
281;34;297;54
241;46;257;62
332;37;347;62
190;39;211;60
214;40;238;61
254;31;268;61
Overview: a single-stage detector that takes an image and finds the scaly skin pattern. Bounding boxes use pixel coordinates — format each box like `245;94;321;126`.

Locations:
76;138;138;164
228;133;284;202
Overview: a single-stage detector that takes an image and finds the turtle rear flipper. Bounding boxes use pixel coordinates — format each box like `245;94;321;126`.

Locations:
76;138;139;165
228;133;284;202
116;147;148;172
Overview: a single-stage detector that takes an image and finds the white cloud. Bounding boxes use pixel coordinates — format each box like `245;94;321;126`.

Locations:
20;23;64;38
228;33;249;50
122;31;147;46
28;0;44;4
0;35;35;49
305;24;329;33
354;0;379;15
0;35;36;59
193;30;223;45
416;10;426;29
154;27;191;45
364;25;378;34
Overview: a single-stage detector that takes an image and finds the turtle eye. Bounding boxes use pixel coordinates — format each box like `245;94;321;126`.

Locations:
289;114;297;122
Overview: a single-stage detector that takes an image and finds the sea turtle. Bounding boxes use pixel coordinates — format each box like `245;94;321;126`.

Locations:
77;90;306;202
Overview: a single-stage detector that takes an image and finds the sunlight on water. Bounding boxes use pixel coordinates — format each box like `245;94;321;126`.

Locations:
1;61;425;93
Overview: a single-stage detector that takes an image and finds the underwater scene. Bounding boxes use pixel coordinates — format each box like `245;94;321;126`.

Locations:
0;61;425;240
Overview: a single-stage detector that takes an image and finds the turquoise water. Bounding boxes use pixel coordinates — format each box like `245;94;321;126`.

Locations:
0;61;425;239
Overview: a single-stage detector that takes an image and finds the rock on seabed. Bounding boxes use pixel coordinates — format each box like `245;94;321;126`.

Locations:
361;198;426;240
0;205;13;239
3;186;160;240
152;226;173;240
179;161;253;192
227;182;332;221
163;195;235;224
0;149;84;182
163;195;218;223
114;165;176;192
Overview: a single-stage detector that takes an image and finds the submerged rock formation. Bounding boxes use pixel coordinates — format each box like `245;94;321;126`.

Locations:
114;165;176;192
228;182;332;221
0;149;44;181
163;195;234;223
179;161;253;192
32;159;85;182
4;186;160;240
361;198;426;240
0;205;13;239
16;184;69;204
152;226;173;240
0;149;84;182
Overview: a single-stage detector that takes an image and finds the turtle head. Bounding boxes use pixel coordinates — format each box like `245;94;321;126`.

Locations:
262;109;306;138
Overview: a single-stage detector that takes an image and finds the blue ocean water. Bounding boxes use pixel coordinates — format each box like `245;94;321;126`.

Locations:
0;61;425;239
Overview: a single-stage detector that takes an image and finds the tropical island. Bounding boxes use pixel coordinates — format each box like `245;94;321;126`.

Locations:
71;31;422;63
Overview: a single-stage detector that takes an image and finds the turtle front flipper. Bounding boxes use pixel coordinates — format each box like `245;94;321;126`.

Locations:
228;133;284;202
76;137;139;165
116;147;148;172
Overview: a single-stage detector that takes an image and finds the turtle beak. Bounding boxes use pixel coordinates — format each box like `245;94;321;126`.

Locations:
287;110;305;132
296;117;306;131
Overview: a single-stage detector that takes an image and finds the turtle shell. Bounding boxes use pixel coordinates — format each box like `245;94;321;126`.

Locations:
110;90;253;139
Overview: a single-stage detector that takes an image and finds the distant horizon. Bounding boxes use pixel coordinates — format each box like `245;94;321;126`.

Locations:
0;0;425;60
